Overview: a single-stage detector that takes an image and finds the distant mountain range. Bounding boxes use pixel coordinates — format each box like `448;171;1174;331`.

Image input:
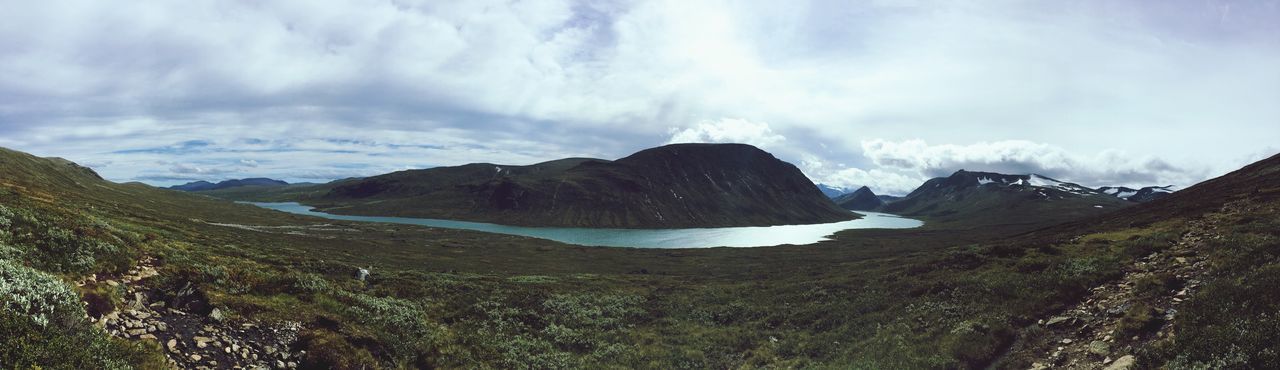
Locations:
1097;185;1177;203
213;144;855;228
875;170;1133;226
816;184;849;198
170;178;289;192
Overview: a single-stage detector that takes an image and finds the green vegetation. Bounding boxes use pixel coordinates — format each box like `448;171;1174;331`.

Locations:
1138;204;1280;368
0;203;165;369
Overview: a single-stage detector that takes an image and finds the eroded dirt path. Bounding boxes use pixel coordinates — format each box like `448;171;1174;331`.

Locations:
83;257;305;369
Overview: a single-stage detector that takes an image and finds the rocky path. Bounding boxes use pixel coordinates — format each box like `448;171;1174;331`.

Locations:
1003;206;1234;369
82;257;304;369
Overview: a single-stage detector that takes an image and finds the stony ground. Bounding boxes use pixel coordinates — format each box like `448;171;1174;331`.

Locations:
82;257;304;369
1001;203;1248;369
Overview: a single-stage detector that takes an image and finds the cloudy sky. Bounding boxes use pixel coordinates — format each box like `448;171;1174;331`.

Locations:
2;0;1277;195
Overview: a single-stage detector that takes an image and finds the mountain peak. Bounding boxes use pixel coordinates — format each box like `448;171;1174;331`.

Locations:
834;186;883;211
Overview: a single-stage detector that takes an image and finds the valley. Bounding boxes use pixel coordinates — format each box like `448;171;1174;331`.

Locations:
3;144;1280;369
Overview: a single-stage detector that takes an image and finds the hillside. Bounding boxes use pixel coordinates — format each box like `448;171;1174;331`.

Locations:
230;143;856;228
833;186;884;211
881;170;1131;227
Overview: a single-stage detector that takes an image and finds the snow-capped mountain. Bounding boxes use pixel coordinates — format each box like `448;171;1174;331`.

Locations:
880;170;1130;225
1097;185;1178;203
816;184;850;199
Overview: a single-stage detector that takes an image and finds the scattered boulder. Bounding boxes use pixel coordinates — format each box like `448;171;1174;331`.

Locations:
1045;316;1071;327
1104;355;1135;370
1089;340;1110;356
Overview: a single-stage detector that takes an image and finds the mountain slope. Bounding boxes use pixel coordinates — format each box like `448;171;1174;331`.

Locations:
833;186;884;211
882;170;1130;226
169;178;289;192
286;143;855;228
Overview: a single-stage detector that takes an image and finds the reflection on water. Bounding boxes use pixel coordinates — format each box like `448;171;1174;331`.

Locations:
247;202;923;249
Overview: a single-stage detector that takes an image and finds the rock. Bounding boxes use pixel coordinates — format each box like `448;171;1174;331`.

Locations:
276;360;286;368
1104;355;1136;370
139;334;157;340
167;339;178;352
190;354;203;362
210;308;225;322
1061;338;1073;344
1045;316;1071;327
1089;341;1110;356
127;328;148;336
287;362;297;369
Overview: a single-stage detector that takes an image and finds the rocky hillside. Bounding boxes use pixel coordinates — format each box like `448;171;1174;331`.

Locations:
882;170;1131;226
833;186;884;211
275;143;855;228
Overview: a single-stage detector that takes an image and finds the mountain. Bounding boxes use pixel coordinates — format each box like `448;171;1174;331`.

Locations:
833;186;884;211
816;184;849;198
1097;185;1177;203
169;177;289;192
881;170;1131;226
252;143;855;228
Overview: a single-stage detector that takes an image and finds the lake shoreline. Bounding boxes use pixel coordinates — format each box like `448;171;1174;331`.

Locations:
246;202;924;248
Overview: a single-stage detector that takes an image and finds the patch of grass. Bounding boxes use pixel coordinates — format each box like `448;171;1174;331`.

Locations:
1117;303;1163;338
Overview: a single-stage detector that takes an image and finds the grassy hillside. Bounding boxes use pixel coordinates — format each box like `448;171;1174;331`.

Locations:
3;145;1280;369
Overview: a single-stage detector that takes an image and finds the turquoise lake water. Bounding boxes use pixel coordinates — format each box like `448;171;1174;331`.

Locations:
248;202;923;248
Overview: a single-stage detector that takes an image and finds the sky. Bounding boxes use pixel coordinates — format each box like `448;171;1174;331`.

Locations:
1;0;1278;195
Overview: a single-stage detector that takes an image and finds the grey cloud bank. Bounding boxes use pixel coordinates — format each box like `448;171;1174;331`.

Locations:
1;0;1276;194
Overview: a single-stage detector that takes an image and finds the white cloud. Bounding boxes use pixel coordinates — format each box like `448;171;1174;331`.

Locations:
0;0;1276;190
861;139;1208;188
822;167;924;196
665;118;785;148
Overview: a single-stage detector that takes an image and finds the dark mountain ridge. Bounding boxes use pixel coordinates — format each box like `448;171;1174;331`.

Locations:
293;143;855;228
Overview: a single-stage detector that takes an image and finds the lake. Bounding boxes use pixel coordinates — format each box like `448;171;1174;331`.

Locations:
247;202;923;248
